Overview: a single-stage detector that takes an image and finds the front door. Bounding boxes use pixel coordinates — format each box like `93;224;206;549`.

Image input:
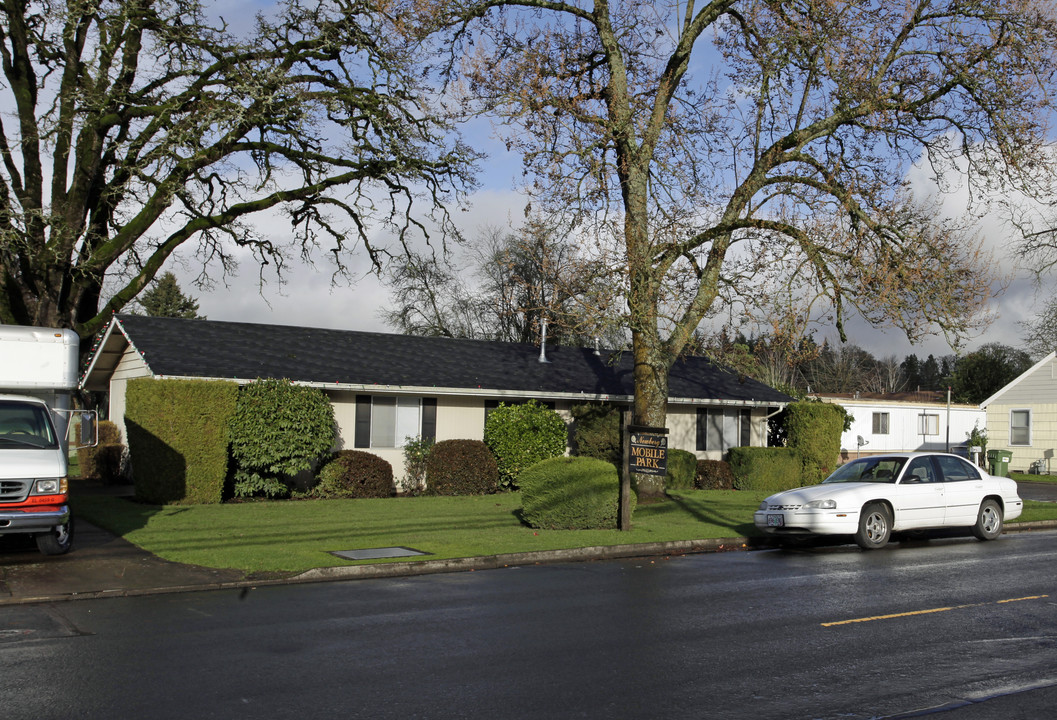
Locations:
891;456;945;529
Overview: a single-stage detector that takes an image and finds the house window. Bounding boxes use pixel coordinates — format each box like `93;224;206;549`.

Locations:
918;413;939;436
1010;409;1031;446
696;408;751;452
872;412;889;435
355;396;436;448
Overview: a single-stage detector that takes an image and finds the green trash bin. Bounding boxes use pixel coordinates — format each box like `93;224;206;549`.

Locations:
987;449;1012;477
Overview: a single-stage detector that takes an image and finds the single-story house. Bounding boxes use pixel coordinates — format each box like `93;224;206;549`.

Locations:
980;352;1057;474
80;315;793;487
812;392;986;462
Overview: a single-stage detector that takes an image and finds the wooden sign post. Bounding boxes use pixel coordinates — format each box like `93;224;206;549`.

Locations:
620;415;668;531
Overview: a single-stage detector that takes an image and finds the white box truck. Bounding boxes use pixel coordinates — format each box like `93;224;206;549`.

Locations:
0;325;97;555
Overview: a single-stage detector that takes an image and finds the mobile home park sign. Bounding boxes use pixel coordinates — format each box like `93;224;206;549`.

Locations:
627;426;669;476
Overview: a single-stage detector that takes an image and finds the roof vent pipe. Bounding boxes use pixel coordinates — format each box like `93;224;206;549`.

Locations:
594;337;601;356
539;318;551;363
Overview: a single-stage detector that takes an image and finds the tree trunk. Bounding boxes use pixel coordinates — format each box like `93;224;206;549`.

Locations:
630;328;670;499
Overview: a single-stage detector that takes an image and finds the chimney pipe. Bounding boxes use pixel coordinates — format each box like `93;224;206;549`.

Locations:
539;318;550;363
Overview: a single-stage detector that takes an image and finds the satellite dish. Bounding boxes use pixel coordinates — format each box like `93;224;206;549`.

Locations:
856;435;868;447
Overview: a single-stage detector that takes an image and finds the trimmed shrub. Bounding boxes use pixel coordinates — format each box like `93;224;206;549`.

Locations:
695;459;736;490
314;451;393;498
229;378;336;499
785;401;845;484
665;449;698;490
570;402;622;467
728;446;803;494
76;420;124;483
425;439;499;495
125;378;239;504
520;456;632;530
484;400;567;489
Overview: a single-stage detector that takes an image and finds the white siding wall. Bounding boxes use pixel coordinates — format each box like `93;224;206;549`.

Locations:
835;400;985;459
107;347;153;443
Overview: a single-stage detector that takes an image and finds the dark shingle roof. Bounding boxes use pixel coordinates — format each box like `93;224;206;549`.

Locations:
91;315;791;405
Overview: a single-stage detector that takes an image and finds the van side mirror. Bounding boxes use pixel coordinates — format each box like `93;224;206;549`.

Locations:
76;410;98;448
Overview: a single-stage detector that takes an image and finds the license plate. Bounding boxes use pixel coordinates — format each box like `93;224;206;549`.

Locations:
767;514;785;527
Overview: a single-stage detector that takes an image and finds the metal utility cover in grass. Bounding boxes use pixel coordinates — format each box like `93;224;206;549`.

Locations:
331;547;431;560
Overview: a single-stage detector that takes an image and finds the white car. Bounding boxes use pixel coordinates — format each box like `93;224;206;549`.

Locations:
753;452;1023;549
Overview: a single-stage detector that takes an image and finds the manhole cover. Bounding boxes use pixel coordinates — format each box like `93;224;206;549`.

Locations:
330;547;431;560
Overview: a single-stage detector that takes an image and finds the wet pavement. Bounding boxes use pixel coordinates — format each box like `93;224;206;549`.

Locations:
1;479;1055;607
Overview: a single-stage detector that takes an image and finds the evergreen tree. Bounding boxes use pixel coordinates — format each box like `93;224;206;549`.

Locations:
139;273;203;319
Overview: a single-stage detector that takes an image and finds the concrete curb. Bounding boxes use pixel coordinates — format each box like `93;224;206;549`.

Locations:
4;523;1055;607
0;536;757;606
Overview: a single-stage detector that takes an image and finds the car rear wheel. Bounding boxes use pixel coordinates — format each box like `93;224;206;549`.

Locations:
972;499;1003;541
855;503;891;550
35;518;74;556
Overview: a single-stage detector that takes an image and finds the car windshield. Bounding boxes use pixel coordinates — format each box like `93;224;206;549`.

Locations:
822;457;907;484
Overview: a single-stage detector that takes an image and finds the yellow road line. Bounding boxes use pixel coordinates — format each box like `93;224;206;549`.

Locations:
822;594;1049;627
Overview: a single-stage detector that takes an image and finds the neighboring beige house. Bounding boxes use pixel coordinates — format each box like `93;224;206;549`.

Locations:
813;392;986;463
980;353;1057;474
81;315;793;487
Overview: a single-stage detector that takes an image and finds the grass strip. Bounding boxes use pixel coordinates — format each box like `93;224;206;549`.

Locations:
71;491;1057;575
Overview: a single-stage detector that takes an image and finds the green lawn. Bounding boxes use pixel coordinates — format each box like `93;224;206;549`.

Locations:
71;489;1057;575
1012;471;1057;484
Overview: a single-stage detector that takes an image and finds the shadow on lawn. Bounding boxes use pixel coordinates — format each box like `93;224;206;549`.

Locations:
657;491;758;537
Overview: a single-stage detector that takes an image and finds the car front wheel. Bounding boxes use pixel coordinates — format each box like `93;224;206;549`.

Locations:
855;502;892;550
972;499;1003;541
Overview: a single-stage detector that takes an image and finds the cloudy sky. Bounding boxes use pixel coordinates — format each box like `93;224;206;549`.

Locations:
170;163;1048;363
164;1;1051;362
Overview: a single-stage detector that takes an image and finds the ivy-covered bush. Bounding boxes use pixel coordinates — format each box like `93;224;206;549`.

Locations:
77;420;124;484
570;402;622;467
664;449;698;490
520;456;631;530
484;400;567;489
228;378;336;498
695;459;736;490
402;435;434;493
125;378;239;504
425;439;499;495
313;451;393;498
728;447;803;494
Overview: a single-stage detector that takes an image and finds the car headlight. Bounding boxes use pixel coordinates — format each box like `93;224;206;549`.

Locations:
32;478;67;495
758;500;769;511
803;499;836;510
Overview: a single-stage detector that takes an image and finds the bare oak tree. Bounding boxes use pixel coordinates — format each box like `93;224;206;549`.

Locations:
430;0;1057;494
0;0;475;338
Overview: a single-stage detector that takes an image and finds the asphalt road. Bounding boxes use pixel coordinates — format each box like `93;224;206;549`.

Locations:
3;529;1056;719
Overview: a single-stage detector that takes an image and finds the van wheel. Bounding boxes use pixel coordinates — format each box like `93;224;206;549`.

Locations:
855;503;891;550
36;518;74;556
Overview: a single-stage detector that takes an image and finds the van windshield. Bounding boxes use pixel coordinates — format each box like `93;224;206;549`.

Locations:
0;401;58;449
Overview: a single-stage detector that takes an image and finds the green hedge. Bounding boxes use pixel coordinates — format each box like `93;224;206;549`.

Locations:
77;420;124;483
484;401;568;489
728;446;804;494
125;378;239;504
570;402;622;467
313;450;393;498
695;459;735;490
425;439;499;495
665;449;698;490
785;401;844;484
228;378;336;498
520;456;632;530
